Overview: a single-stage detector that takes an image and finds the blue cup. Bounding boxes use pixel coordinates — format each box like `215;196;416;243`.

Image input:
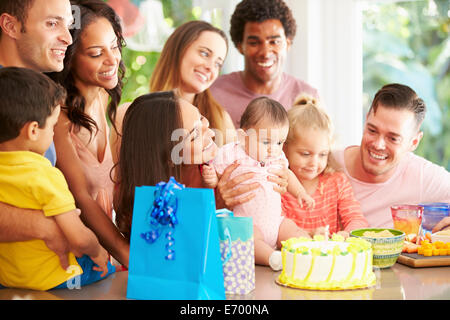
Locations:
419;203;450;236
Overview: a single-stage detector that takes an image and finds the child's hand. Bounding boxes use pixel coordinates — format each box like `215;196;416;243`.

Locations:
297;228;312;239
297;193;315;210
336;231;350;239
267;160;288;195
313;226;329;238
90;247;110;277
201;164;218;188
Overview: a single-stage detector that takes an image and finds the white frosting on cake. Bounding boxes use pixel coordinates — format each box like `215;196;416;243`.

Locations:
278;236;376;290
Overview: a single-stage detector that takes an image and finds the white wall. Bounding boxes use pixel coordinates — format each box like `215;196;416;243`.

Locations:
197;0;244;73
285;0;364;148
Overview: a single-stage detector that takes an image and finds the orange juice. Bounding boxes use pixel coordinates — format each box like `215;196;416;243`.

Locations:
393;217;421;234
391;205;423;235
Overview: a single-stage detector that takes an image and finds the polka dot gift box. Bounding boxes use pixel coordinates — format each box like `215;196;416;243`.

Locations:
216;209;255;295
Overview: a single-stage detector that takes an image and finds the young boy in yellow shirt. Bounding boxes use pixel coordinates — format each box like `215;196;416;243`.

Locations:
0;67;114;290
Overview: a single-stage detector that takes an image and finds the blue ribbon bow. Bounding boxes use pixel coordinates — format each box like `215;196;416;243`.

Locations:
141;177;184;260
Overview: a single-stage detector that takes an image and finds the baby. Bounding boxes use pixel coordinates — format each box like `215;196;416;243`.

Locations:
202;97;313;270
0;67;114;290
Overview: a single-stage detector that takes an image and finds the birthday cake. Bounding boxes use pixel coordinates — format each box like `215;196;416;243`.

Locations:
278;235;376;290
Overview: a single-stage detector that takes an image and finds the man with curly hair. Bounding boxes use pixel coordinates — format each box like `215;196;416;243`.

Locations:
210;0;319;128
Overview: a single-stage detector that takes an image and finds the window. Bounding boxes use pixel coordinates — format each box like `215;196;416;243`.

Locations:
287;0;449;170
363;0;450;170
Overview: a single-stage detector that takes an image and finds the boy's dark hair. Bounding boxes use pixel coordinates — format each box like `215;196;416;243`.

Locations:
0;0;35;36
230;0;297;48
0;67;66;143
369;83;427;130
240;96;288;129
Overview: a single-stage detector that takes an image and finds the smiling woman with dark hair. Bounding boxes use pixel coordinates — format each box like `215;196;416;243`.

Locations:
114;91;217;242
48;0;129;267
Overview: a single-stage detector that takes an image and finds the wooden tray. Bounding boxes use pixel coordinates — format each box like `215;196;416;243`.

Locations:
397;253;450;268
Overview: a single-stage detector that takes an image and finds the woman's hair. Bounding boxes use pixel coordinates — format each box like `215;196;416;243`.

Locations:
114;91;183;242
240;96;288;130
48;0;125;137
287;94;335;174
149;20;230;144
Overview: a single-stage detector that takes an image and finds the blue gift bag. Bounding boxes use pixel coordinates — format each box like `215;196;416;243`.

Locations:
127;180;225;300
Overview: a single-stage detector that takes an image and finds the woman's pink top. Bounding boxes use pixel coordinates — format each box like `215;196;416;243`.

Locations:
69;124;114;220
281;172;368;234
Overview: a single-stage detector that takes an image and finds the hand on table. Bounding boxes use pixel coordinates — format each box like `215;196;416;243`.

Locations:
432;216;450;233
90;246;110;277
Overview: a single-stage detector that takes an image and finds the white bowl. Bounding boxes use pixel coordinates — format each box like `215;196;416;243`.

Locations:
431;231;450;243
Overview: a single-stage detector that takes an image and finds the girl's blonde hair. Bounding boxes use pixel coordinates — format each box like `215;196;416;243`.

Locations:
287;94;336;174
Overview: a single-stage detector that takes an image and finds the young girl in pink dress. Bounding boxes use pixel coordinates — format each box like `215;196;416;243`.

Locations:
202;97;313;271
282;95;369;238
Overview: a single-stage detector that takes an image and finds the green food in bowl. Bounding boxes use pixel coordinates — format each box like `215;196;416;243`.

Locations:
350;228;405;268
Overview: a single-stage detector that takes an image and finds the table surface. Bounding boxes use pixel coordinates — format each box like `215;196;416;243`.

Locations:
1;263;449;300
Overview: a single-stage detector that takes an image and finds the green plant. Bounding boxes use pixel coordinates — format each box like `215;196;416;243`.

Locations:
363;0;450;170
118;0;195;104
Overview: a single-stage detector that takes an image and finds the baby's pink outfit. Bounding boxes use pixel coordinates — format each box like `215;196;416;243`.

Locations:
212;142;288;248
69;125;114;220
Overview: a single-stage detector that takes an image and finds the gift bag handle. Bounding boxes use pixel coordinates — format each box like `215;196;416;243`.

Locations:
222;227;232;264
216;208;233;217
216;209;233;264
